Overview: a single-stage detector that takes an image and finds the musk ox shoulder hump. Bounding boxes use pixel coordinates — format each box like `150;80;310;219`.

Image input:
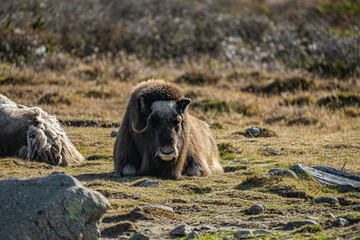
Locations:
131;79;183;103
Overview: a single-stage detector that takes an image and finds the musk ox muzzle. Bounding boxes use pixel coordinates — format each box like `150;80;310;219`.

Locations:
155;146;178;161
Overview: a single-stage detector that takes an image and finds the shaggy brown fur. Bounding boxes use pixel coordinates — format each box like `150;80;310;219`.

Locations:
0;94;84;166
113;80;223;179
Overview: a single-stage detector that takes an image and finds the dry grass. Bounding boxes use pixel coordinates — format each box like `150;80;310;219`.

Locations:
1;59;360;239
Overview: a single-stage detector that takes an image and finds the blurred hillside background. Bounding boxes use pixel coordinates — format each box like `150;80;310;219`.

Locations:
1;0;360;78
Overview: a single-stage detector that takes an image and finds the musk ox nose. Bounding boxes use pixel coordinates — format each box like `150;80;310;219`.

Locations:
157;146;177;161
160;147;175;155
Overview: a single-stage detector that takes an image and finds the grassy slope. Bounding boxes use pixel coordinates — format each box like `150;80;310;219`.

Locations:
1;60;360;239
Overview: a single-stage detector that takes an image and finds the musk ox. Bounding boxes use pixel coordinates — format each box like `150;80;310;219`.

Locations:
0;94;84;166
113;80;223;179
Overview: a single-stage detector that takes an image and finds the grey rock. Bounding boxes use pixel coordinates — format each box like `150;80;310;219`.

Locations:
253;229;274;235
269;151;281;155
325;213;336;218
187;231;200;239
110;130;119;138
290;164;360;192
353;205;360;211
334;218;350;227
44;165;55;170
313;196;339;204
306;216;320;220
247;204;264;215
170;224;192;237
246;127;260;136
233;229;253;239
268;169;298;178
0;172;109;240
11;159;20;165
136;180;162;187
128;233;150;240
131;205;174;213
285;220;318;230
200;225;213;230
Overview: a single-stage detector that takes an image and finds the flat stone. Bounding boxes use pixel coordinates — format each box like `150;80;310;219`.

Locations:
324;213;336;218
0;172;109;240
253;229;274;235
187;231;200;239
128;232;150;240
247;204;264;215
44;165;55;170
131;205;174;213
290;164;360;192
136;180;162;187
233;229;253;239
306;216;320;220
353;205;360;211
313;196;339;204
170;224;192;237
268;169;298;178
200;225;213;230
334;218;349;227
285;220;318;230
110;130;119;138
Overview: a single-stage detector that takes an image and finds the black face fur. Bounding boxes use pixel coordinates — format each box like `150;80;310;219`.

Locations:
142;99;190;163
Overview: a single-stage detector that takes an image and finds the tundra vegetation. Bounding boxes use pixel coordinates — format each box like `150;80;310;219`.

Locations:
0;0;360;239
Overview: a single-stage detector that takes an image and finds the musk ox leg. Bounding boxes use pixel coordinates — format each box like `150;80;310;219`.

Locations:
122;164;137;176
113;124;142;176
184;156;201;176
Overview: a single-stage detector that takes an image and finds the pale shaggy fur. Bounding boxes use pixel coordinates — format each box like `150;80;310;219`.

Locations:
0;94;84;166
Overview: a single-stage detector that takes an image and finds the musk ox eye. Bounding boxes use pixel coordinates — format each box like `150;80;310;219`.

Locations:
173;115;182;125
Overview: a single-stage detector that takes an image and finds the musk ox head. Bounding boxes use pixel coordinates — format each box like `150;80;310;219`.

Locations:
132;98;190;162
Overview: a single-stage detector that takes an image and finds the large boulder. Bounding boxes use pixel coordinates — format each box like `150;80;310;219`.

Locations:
290;164;360;192
0;172;110;240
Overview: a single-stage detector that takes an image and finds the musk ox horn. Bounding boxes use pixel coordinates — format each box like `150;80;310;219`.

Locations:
131;123;147;134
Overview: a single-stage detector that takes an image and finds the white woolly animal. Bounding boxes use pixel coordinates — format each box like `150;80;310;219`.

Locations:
0;94;84;166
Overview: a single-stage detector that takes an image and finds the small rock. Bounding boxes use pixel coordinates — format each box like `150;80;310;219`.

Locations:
324;213;336;218
131;205;174;214
11;159;20;166
128;232;149;240
44;165;55;170
247;204;264;215
172;199;188;203
246;127;260;136
136;180;162;187
170;224;192;237
110;130;119;138
334;218;349;227
268;169;298;178
233;229;253;239
285;220;318;230
133;195;140;200
269;151;281;155
253;229;274;235
313;196;339;204
222;237;230;240
306;216;320;220
353;205;360;211
187;231;199;239
200;225;213;230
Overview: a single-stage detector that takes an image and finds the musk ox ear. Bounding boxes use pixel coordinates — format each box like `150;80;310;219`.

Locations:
176;98;191;114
